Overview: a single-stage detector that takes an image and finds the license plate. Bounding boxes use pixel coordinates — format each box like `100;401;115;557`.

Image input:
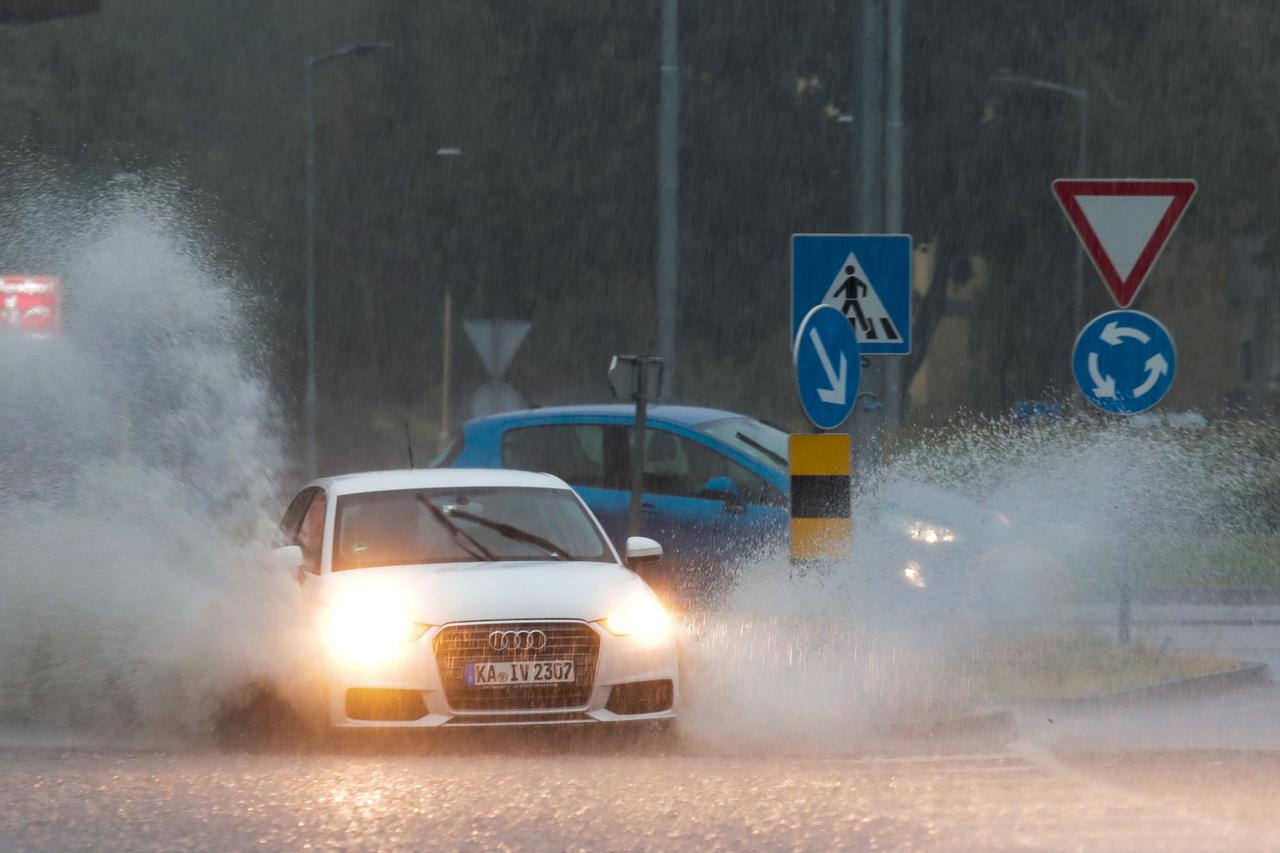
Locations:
465;660;575;686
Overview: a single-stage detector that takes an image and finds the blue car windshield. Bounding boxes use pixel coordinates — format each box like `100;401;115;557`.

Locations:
697;417;789;475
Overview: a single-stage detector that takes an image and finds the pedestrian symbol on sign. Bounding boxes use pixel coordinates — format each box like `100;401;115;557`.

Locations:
824;252;902;345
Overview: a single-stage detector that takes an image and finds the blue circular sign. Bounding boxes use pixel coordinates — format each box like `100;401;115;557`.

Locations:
794;304;861;430
1072;309;1176;415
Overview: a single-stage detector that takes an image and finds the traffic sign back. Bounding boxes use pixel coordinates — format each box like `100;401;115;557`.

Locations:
1052;179;1196;307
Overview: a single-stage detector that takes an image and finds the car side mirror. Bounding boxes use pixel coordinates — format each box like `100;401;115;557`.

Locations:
701;475;738;499
625;536;663;566
702;475;744;511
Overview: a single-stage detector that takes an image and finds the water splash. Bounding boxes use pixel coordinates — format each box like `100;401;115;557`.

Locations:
0;176;302;740
681;413;1277;752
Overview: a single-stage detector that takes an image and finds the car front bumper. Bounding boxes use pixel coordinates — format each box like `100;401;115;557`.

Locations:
324;618;679;728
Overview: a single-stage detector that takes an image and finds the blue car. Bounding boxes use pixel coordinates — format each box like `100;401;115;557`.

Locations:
438;405;791;594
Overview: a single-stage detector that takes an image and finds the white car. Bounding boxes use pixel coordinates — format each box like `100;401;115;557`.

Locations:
272;468;680;729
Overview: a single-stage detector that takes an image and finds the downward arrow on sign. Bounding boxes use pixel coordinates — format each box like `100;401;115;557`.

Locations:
808;327;847;405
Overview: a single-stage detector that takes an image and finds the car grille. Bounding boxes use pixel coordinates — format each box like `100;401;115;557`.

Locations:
433;621;601;711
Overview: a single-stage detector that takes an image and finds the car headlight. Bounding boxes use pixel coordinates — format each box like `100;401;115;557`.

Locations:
902;561;927;589
326;596;430;666
599;598;672;642
905;521;955;544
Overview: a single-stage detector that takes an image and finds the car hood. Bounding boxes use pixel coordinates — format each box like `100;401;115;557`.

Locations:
315;560;656;625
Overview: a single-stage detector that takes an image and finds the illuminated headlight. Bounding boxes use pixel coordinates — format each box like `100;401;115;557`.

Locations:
903;561;927;589
599;598;672;642
905;521;955;544
326;597;430;666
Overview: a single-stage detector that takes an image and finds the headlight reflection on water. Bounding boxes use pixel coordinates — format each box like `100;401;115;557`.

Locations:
905;521;955;544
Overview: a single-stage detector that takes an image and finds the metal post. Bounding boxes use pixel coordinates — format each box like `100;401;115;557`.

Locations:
1072;94;1089;333
440;289;453;446
656;0;680;398
300;42;395;479
858;0;884;234
882;0;905;428
629;363;649;539
437;147;462;446
853;0;885;469
303;60;318;479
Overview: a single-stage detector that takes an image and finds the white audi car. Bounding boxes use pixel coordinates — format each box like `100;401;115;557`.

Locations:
272;468;680;729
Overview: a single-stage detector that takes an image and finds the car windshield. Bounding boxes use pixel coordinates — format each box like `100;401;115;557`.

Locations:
332;486;611;570
697;417;789;475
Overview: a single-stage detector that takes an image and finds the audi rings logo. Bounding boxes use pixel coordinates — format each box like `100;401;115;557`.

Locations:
488;629;547;652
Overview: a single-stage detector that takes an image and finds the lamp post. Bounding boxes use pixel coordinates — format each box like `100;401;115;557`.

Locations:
303;41;395;478
436;146;463;448
990;74;1089;332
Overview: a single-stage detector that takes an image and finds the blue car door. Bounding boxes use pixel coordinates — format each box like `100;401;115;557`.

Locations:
636;426;786;588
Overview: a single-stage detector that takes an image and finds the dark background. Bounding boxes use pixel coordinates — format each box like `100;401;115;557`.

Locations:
1;1;1276;473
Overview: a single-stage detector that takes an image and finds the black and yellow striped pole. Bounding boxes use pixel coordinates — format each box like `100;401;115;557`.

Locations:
789;432;852;562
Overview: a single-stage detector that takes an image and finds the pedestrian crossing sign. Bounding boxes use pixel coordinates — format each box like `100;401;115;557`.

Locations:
791;234;912;356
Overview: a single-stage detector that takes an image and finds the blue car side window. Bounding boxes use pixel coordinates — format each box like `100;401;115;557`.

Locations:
501;423;629;490
637;428;774;503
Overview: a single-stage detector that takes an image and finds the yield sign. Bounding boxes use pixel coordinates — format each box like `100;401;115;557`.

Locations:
1052;179;1197;307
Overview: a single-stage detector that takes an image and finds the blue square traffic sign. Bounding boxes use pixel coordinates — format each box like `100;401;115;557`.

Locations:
791;234;912;356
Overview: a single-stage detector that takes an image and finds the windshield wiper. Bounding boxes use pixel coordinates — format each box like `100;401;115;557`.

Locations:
444;508;573;561
414;494;497;561
736;430;787;469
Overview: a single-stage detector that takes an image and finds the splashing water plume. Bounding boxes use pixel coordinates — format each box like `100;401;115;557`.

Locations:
681;413;1277;753
0;177;301;741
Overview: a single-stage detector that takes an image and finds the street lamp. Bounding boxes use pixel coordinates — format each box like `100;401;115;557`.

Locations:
303;41;395;478
990;74;1089;333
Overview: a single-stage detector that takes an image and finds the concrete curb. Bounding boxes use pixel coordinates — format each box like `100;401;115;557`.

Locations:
1026;661;1269;713
883;709;1016;740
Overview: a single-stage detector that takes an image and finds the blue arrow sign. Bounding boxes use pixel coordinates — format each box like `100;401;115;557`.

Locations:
1072;309;1176;414
792;234;912;356
794;304;861;430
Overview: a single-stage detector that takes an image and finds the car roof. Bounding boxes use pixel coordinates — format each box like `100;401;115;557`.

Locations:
311;468;573;497
465;403;746;428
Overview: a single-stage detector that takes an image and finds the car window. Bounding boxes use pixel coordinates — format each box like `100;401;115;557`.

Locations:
501;424;628;489
295;490;326;573
697;417;789;475
639;428;775;503
279;488;315;541
332;486;612;570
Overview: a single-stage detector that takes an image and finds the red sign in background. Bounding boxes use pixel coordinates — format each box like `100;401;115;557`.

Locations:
0;276;61;335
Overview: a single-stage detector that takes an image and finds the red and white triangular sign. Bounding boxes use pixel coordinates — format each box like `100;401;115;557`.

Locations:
1052;179;1197;307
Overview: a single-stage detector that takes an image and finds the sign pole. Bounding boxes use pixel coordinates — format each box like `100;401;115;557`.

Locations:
608;355;665;540
629;376;648;539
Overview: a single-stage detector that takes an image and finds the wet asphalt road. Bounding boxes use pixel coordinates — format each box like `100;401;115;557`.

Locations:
6;608;1280;852
3;715;1280;852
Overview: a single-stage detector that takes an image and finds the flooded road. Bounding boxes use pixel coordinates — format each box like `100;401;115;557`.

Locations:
3;735;1278;851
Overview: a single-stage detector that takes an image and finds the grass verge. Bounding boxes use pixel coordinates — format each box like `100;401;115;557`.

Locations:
958;634;1240;702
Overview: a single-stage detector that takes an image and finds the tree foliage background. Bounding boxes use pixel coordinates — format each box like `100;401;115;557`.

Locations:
0;0;1275;473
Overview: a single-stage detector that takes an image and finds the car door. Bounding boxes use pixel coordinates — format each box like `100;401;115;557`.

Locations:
499;420;632;549
637;425;789;578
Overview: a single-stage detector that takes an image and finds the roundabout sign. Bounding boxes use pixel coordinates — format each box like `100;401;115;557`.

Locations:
1071;309;1176;414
